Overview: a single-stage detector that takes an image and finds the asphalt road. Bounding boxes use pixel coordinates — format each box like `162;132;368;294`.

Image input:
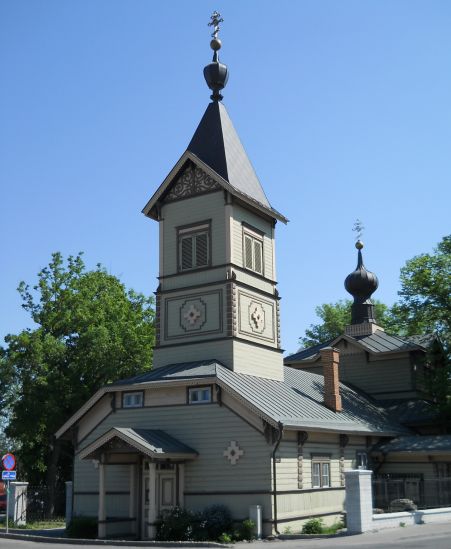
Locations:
1;522;451;549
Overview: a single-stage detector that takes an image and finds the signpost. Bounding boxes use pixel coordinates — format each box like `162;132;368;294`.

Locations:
2;453;16;534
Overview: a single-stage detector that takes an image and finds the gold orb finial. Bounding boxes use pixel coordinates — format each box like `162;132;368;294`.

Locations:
355;240;364;250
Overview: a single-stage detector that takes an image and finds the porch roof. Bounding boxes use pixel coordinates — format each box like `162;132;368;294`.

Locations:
78;427;198;461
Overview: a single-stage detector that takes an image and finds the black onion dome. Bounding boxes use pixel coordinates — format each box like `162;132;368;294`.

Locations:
345;241;379;303
203;35;229;101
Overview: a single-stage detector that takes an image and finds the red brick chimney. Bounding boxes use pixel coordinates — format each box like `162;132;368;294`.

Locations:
320;347;342;412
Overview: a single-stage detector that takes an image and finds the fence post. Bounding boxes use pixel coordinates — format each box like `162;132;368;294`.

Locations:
9;482;29;526
345;469;373;534
65;481;73;528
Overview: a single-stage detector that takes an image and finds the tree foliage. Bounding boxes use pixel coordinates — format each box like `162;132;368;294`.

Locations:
299;299;396;348
391;235;451;350
299;235;450;350
0;252;155;489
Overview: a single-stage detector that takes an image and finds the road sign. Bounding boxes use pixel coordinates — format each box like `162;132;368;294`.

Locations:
2;471;16;480
2;453;16;471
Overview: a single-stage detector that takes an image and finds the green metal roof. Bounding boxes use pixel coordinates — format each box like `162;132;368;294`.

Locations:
112;361;408;436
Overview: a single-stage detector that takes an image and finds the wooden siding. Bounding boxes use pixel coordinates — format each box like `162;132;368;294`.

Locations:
153;338;233;369
333;346;414;398
144;386;188;407
160;192;226;279
231;339;284;381
77;395;112;444
73;403;272;518
275;432;373;490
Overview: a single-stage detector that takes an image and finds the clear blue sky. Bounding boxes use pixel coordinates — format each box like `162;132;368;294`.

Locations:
1;1;450;355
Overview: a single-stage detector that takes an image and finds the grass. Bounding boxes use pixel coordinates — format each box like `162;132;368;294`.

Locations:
0;519;65;530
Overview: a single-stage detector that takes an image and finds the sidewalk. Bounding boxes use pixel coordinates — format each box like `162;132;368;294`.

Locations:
1;521;451;548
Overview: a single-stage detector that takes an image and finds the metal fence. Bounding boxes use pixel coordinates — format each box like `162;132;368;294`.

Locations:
26;485;66;521
373;475;451;511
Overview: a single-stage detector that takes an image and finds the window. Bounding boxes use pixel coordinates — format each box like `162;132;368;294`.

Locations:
356;451;368;469
243;229;263;275
122;391;143;408
188;386;212;404
177;222;210;272
312;456;331;488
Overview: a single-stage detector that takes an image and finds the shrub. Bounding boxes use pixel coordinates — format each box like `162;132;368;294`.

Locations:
155;504;235;542
239;519;255;542
218;532;233;543
203;504;233;540
301;518;323;534
155;507;194;541
66;516;98;539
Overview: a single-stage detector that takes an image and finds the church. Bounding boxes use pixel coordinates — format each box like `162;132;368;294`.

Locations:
56;14;449;539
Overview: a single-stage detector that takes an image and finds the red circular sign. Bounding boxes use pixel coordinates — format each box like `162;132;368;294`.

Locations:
2;453;16;471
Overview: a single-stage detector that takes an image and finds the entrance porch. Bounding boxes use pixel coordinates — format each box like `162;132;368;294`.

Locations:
78;427;198;539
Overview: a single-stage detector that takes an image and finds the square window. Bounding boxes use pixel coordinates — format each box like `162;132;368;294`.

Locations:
188;386;212;404
122;391;143;408
177;222;211;272
243;230;263;275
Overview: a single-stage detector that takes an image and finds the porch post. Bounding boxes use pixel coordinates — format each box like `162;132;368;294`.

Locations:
129;464;136;535
98;459;106;538
148;462;157;539
178;464;185;507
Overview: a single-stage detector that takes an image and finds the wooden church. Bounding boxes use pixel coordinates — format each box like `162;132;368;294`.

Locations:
56;14;444;539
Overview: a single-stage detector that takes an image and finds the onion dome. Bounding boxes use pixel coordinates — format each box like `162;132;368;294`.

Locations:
345;240;379;325
204;11;229;101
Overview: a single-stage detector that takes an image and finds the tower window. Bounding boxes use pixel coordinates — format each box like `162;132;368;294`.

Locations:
243;229;263;275
177;221;211;272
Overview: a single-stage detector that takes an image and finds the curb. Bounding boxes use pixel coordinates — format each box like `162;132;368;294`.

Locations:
0;532;232;547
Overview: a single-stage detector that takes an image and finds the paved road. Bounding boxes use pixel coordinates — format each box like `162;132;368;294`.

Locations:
1;522;451;548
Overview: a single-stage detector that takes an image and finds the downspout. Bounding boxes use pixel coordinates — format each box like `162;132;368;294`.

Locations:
272;421;284;535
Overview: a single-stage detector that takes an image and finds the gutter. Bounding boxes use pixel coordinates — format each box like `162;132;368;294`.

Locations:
272;421;284;535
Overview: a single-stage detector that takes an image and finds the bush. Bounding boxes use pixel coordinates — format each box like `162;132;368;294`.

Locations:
301;518;323;534
155;507;194;541
203;504;233;540
155;504;235;542
66;516;98;539
218;532;233;543
239;519;255;542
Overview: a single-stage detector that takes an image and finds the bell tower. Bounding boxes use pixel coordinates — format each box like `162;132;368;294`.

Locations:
142;13;288;381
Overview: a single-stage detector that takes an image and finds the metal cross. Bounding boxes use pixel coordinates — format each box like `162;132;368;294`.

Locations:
208;11;224;39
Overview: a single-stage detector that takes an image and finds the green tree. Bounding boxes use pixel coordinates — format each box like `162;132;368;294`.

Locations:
0;253;155;510
391;235;451;351
299;299;395;348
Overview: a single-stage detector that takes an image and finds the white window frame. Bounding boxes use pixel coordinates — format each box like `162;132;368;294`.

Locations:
188;386;212;405
122;391;144;408
177;221;211;272
312;456;331;488
242;227;264;275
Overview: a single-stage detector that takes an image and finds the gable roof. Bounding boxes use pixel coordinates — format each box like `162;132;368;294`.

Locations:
285;330;429;364
79;427;198;461
142;102;287;223
57;360;409;439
